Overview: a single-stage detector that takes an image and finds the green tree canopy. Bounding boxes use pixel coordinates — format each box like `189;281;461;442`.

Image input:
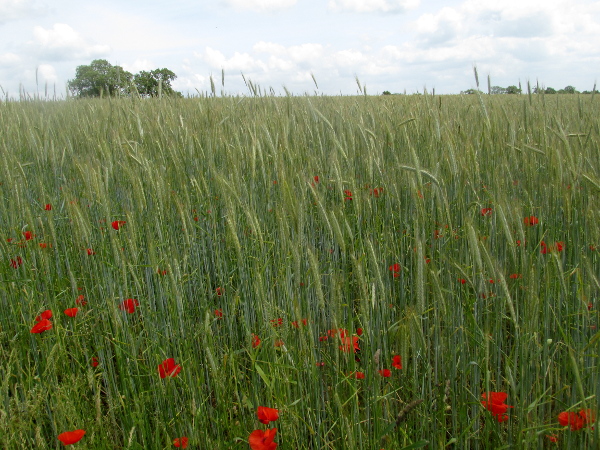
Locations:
133;69;181;97
506;85;522;94
68;60;132;97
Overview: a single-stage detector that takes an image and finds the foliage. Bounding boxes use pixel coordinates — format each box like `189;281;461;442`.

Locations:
67;59;132;97
505;85;521;94
133;68;182;97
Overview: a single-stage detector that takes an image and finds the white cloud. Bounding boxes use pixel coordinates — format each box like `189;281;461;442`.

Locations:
0;0;48;24
0;52;21;65
37;63;57;83
222;0;297;12
123;59;155;74
32;23;110;61
328;0;420;13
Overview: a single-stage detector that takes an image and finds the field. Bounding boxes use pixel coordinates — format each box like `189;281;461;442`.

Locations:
0;91;598;449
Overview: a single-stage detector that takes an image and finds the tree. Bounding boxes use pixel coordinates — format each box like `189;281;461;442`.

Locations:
382;90;392;95
506;85;522;94
544;87;557;94
68;60;132;97
561;85;578;94
491;86;507;94
461;89;483;95
133;69;181;97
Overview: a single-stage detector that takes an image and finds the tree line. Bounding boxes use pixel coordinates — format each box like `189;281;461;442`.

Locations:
461;85;595;95
68;60;182;98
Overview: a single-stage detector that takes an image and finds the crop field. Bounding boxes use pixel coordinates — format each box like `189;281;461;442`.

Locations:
0;91;598;449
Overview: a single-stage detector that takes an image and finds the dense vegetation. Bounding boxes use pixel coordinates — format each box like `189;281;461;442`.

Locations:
0;91;598;449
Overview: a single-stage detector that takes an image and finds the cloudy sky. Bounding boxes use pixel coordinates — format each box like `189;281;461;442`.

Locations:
1;0;599;97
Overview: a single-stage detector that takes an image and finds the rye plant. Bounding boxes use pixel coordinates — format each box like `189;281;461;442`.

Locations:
0;90;598;448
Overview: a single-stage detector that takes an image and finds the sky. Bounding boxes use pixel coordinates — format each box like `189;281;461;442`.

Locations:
1;0;599;97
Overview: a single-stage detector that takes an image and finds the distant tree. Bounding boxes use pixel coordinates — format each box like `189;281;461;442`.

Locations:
544;87;557;94
382;90;392;95
133;69;181;97
506;85;522;94
68;60;132;97
491;86;507;94
461;89;483;95
562;85;578;94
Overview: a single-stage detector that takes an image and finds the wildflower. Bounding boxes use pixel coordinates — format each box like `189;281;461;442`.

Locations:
31;319;53;334
173;436;188;448
57;429;86;446
35;310;52;322
370;187;383;197
252;334;261;348
270;318;283;327
356;327;363;336
344;190;353;201
316;362;325;367
64;308;79;318
339;335;360;353
524;216;539;226
111;220;126;230
355;371;365;379
379;369;391;377
86;248;95;256
45;204;52;211
39;243;49;249
76;295;87;306
509;274;522;279
173;437;188;448
389;263;401;278
248;428;277;450
158;358;181;379
459;278;466;284
481;391;513;422
392;355;402;370
546;434;558;443
118;298;139;314
555;241;564;252
313;175;319;183
558;409;596;431
481;208;493;216
215;287;223;296
274;339;284;347
10;256;23;269
23;231;34;241
214;309;223;318
91;357;99;367
257;406;279;424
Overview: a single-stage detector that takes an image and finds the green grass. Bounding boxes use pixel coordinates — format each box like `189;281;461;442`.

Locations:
0;91;598;449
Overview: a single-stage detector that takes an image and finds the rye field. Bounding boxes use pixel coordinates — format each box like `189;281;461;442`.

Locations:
0;91;598;449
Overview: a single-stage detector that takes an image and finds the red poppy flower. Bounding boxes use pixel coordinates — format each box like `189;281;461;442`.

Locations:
355;371;365;379
158;358;181;379
39;243;49;249
313;175;319;183
356;327;363;336
319;335;328;342
215;287;223;296
392;355;402;370
118;298;139;313
344;190;353;201
35;309;52;322
270;318;283;327
23;231;34;241
112;220;126;230
64;308;79;318
31;318;53;334
481;391;513;422
173;437;188;448
389;263;401;278
91;357;99;367
524;216;539;226
459;278;466;284
252;334;261;348
379;369;391;377
546;434;558;443
339;335;360;353
45;204;52;211
558;409;596;431
57;429;85;446
86;248;95;255
248;428;277;450
481;208;493;216
274;339;284;347
10;256;23;269
555;241;564;252
214;308;223;318
509;273;522;279
257;406;279;424
370;187;383;197
76;295;87;305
